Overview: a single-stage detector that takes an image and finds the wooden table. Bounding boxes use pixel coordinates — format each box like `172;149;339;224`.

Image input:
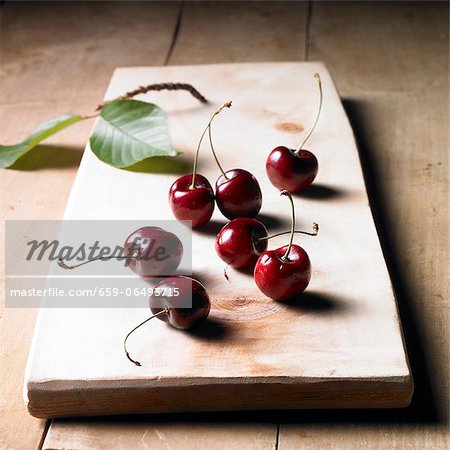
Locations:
0;1;448;448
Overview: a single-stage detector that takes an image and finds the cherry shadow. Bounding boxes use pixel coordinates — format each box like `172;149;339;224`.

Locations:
294;183;347;200
186;317;229;341
193;219;226;236
280;291;346;316
7;144;83;170
232;265;255;277
190;270;218;287
256;212;288;229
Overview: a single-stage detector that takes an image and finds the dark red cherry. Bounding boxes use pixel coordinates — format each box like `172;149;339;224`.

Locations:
254;244;311;301
254;190;312;301
215;218;268;269
215;169;262;219
266;73;322;193
123;226;183;278
124;275;211;365
266;146;318;192
57;226;183;278
169;101;232;229
169;174;214;228
149;276;211;330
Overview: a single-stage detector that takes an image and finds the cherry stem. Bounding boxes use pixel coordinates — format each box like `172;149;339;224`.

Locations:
296;73;322;154
57;254;137;270
83;113;100;120
280;190;296;261
208;124;228;179
124;308;168;366
258;223;318;241
189;101;232;189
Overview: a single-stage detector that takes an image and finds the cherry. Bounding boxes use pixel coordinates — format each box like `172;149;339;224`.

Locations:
254;191;312;301
215;169;262;219
266;147;318;193
123;227;183;278
58;226;183;278
215;218;268;269
124;276;211;366
169;102;232;228
255;245;311;301
204;102;262;219
149;276;210;329
169;174;214;228
266;73;322;192
215;218;318;270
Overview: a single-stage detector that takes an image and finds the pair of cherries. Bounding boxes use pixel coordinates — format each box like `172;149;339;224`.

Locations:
216;191;317;301
57;227;211;366
120;229;211;365
169;102;262;228
123;229;213;365
118;227;211;366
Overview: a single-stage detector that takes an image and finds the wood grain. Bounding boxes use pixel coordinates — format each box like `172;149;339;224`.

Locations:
43;419;277;450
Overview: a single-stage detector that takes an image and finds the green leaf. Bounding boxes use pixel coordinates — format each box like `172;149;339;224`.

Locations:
89;99;175;168
0;114;85;168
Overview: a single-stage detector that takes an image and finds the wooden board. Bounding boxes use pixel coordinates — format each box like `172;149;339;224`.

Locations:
23;62;412;418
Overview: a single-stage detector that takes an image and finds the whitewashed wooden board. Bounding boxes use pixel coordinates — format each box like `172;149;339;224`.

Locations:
24;63;413;418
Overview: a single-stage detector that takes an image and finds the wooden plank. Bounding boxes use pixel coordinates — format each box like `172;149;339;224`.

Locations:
306;1;447;94
279;419;448;450
25;62;411;419
168;1;307;64
281;1;449;448
0;2;179;448
0;1;181;109
43;419;277;450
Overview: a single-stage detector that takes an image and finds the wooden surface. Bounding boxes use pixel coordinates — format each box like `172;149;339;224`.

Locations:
0;1;447;448
24;63;412;418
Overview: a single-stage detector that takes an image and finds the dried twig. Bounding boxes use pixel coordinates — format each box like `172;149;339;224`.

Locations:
96;82;208;110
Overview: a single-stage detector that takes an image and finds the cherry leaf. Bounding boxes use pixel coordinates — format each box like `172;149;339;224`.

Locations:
0;114;85;168
89;99;175;168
